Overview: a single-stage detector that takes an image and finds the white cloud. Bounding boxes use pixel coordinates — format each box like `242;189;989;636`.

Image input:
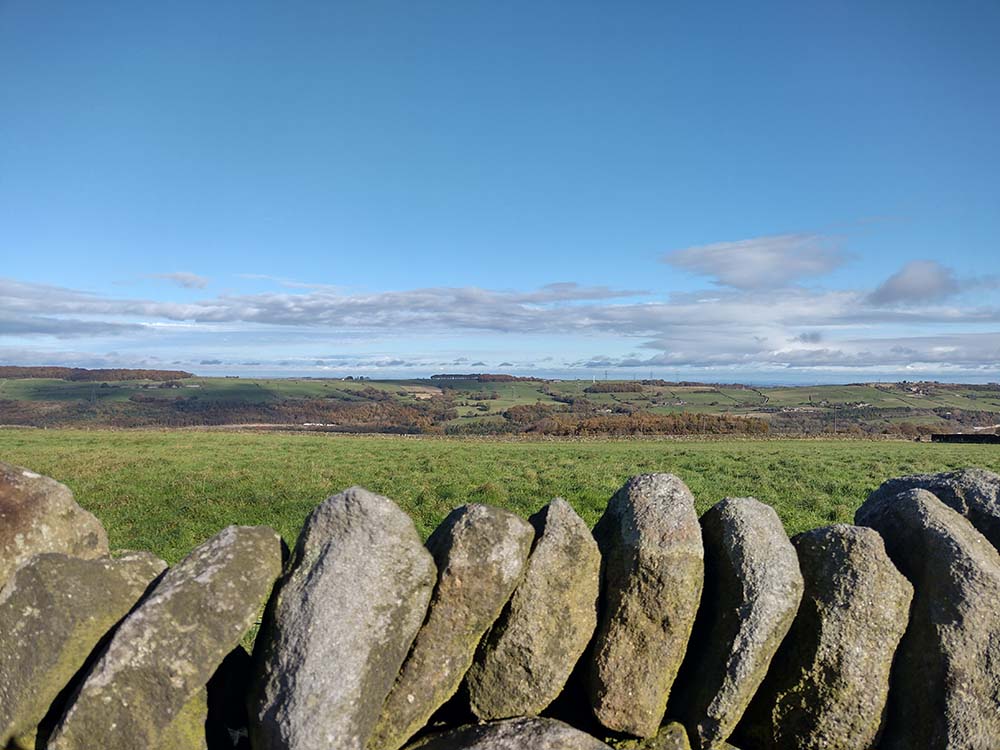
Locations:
151;272;209;289
582;331;1000;371
868;260;960;305
1;268;999;375
0;278;653;333
0;347;175;369
662;233;849;289
0;314;144;337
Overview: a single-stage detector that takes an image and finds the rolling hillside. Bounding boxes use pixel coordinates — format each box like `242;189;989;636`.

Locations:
2;368;999;436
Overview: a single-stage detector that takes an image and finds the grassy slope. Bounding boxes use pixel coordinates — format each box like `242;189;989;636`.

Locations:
5;377;1000;432
2;428;998;564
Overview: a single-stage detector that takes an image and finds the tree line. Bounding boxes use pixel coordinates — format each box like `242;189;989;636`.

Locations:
0;367;192;382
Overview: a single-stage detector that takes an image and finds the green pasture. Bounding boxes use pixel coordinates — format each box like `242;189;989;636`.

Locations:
443;379;558;405
5;377;1000;429
1;428;998;565
0;378;144;402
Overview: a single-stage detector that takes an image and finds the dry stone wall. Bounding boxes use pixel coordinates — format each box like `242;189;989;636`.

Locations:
1;459;999;750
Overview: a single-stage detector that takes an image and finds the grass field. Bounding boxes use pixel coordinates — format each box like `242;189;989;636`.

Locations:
2;428;998;564
5;375;1000;430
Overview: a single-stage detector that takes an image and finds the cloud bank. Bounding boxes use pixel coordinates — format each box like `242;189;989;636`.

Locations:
2;243;998;378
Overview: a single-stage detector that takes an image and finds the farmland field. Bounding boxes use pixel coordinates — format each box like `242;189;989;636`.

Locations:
2;428;998;564
4;371;1000;437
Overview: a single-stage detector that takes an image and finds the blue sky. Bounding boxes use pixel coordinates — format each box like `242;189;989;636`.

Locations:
2;1;998;381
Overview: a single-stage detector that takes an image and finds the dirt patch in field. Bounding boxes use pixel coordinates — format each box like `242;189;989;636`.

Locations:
401;386;443;400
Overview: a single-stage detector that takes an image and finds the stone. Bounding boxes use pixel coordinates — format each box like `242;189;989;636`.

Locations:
403;717;612;750
0;551;166;746
677;497;803;750
736;524;912;750
369;504;534;750
611;722;692;750
465;497;600;720
155;687;209;750
866;467;1000;550
46;525;283;750
249;487;437;750
0;462;109;588
854;488;1000;749
588;474;704;738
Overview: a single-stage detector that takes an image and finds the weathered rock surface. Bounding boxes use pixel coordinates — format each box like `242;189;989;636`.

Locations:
155;687;209;750
0;462;109;588
588;474;704;738
677;497;803;750
855;488;1000;749
611;722;692;750
737;524;912;750
249;487;437;750
465;497;600;720
403;717;612;750
369;504;534;750
46;525;282;750
0;551;165;746
866;467;1000;550
611;723;740;750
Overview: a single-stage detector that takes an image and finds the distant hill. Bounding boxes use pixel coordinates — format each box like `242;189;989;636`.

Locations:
430;373;543;382
0;366;193;382
1;374;999;438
